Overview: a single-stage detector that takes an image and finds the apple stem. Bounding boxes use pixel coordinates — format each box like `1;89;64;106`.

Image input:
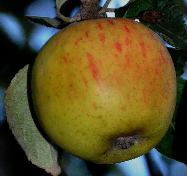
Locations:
55;0;114;23
112;135;139;149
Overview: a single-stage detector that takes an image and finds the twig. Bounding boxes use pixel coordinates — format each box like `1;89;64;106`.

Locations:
99;0;113;15
56;0;80;22
103;0;112;9
56;0;114;23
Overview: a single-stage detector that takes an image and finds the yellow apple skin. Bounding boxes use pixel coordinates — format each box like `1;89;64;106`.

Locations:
31;18;176;164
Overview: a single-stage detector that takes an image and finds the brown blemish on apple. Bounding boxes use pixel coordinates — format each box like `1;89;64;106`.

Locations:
96;22;103;30
98;33;106;43
68;83;80;99
75;37;83;46
86;52;101;82
69;83;73;88
139;42;147;58
114;42;122;53
112;135;140;150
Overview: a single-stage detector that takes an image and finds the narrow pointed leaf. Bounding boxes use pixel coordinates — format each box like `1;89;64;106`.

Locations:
27;16;64;29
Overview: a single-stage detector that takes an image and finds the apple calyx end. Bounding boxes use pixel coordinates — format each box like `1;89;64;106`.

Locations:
112;135;139;150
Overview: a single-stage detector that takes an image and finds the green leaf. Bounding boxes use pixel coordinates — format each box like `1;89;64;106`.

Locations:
115;0;153;18
27;16;64;29
125;0;153;18
147;23;187;50
156;127;174;158
115;6;129;18
142;0;187;50
5;65;61;176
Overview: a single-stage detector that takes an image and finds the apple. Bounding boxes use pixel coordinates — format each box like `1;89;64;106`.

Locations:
31;18;176;164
